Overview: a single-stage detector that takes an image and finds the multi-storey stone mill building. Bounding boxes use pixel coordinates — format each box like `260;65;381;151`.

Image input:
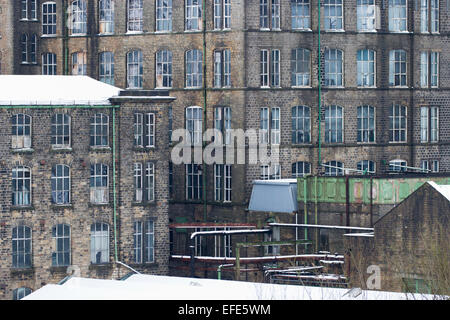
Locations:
0;0;449;298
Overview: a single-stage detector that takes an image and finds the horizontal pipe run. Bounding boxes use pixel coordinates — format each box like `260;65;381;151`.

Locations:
190;229;270;240
269;223;374;232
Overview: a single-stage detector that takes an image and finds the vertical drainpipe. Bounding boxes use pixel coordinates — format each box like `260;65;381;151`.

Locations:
112;108;118;262
202;0;208;222
314;175;318;252
317;0;322;171
63;0;69;75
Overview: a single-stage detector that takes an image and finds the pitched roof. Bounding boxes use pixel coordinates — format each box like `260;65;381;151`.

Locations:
0;75;122;106
427;181;450;202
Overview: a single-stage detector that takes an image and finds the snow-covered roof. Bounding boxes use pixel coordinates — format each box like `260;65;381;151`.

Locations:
427;181;450;202
0;75;122;106
22;274;440;300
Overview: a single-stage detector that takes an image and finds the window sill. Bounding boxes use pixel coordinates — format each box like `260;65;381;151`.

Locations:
10;267;34;275
132;201;157;207
51;146;72;153
292;28;312;32
323;86;345;89
49;266;69;273
11;148;34;154
90;146;111;152
291;86;312;89
70;33;87;37
323;29;346;33
98;33;114;36
357;30;377;33
389;86;409;89
357;86;377;89
126;31;144;35
51;203;73;210
89;202;111;207
389;31;411;34
133;146;156;152
41;34;57;38
10;205;34;211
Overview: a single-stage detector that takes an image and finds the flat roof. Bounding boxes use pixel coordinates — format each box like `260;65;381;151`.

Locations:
0;75;122;106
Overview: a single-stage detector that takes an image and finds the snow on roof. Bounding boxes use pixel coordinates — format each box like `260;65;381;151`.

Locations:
427;181;450;202
22;274;439;300
0;75;122;106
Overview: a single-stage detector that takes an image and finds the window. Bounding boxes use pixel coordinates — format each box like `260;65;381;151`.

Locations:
214;0;231;30
42;53;57;75
156;0;172;32
42;2;57;35
292;106;311;144
13;288;32;300
52;224;71;266
357;0;376;31
260;107;280;145
325;105;343;143
30;0;37;19
21;0;28;20
214;164;232;202
357;160;376;174
99;0;114;34
389;104;407;142
324;161;344;176
11;114;32;149
264;226;280;255
90;113;109;147
291;0;310;30
389;159;407;172
145;220;155;263
420;106;439;143
214;228;232;258
214;107;232;145
70;0;87;35
357;105;375;143
260;164;281;180
90;223;109;264
357;49;376;87
30;35;37;64
21;34;28;63
323;0;344;31
186;106;203;145
134;162;155;203
99;52;114;85
185;49;203;88
389;0;407;32
260;49;280;88
291;48;310;87
420;51;439;88
421;160;429;172
127;50;143;89
421;0;439;33
168;106;173;142
186;164;202;200
292;161;311;177
71;52;87;75
12;167;31;206
324;49;343;87
431;160;439;172
127;0;143;32
51;165;70;204
12;226;32;268
90;163;109;204
134;113;155;148
133;221;143;263
260;0;280;30
185;0;202;31
389;50;407;87
155;50;172;88
214;49;231;88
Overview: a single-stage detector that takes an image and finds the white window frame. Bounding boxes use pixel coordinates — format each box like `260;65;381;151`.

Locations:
420;51;439;88
186;164;202;200
357;160;376;174
323;0;344;31
291;48;311;87
324;49;343;87
291;0;311;30
99;0;115;34
214;164;232;202
30;0;37;20
21;34;28;64
71;51;87;75
156;0;173;32
292;106;311;144
389;104;407;143
292;161;311;177
324;161;344;176
420;106;439;143
357;0;376;32
357;49;376;87
90;113;109;147
21;0;28;20
185;49;203;88
99;51;114;85
214;49;231;88
42;52;57;75
214;106;232;145
389;159;407;172
357;105;375;143
325;105;344;143
185;0;202;31
389;50;407;87
186;106;203;146
90;163;109;204
12;226;32;269
260;164;281;180
214;0;231;30
11;114;32;150
90;223;110;264
127;50;143;89
51;164;71;205
127;0;143;32
421;0;439;33
30;35;37;64
70;0;87;35
42;2;57;36
52;224;71;267
12;166;32;206
156;50;173;89
389;0;408;32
